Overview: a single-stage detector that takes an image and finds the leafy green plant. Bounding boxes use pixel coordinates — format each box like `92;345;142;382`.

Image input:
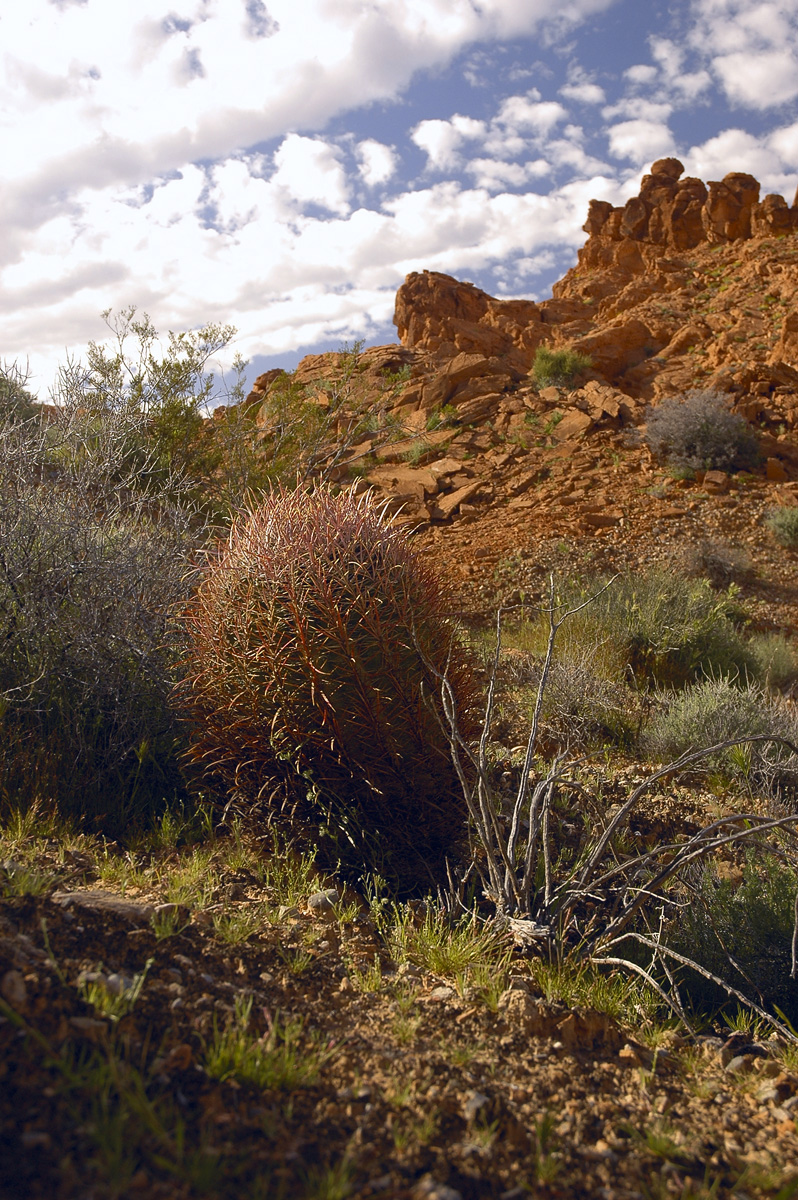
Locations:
644;390;760;473
212;904;271;944
425;404;459;432
531;346;591;389
178;485;479;895
765;505;798;548
78;959;153;1021
390;908;509;980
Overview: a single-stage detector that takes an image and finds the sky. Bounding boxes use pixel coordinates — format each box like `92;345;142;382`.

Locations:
2;0;798;399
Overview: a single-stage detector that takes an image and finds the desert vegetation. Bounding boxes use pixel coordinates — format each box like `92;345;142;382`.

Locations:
2;327;798;1199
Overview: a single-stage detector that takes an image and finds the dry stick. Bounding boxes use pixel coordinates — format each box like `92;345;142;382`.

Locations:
573;733;798;900
590;814;798;953
792;890;798;981
435;673;507;901
605;931;798;1044
505;575;618;881
592;956;697;1036
642;906;694;1030
576;809;797;898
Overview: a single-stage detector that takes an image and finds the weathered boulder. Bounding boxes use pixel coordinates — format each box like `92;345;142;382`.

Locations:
702;173;760;242
773;312;798;367
394;270;544;366
752;193;797;237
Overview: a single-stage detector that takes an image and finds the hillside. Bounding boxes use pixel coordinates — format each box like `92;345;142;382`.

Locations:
4;161;798;1200
248;158;798;631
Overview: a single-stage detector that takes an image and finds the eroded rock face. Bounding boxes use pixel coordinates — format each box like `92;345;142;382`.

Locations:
393;270;545;367
577;160;796;256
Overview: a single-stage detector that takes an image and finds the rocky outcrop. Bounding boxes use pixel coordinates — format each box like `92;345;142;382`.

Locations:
393;270;545;367
575;159;797;260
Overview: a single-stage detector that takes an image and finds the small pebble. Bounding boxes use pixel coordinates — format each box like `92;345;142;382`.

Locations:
1;970;27;1010
308;889;339;914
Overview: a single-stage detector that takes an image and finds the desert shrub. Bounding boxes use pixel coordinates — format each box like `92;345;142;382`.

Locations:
643;676;798;799
531;345;591;390
0;385;201;832
536;655;641;749
747;632;798;690
765;505;798;548
0;362;38;423
494;637;641;752
680;539;755;589
668;855;798;1025
178;486;479;895
644;389;760;472
520;571;755;690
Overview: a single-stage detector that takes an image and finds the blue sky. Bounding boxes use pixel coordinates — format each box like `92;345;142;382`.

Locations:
1;0;797;395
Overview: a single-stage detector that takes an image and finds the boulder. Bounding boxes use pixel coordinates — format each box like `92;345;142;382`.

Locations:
752;194;797;237
701;173;760;242
394;270;544;366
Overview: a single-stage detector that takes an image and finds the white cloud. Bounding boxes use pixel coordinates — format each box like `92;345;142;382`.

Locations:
559;81;605;104
602;98;673;121
713;49;798;108
271;135;350;215
687;0;798;109
355;139;397;186
607;119;676;163
624;64;658;85
465;157;550;189
683;125;798;197
411;115;487;170
496;94;569;135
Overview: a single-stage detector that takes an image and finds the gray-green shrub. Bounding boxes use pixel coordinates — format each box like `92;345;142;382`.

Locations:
765;505;798;548
645;390;760;472
643;675;798;799
0;368;202;832
522;571;756;689
669;855;798;1025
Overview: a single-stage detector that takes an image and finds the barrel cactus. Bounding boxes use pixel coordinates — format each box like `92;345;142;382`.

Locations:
178;486;477;894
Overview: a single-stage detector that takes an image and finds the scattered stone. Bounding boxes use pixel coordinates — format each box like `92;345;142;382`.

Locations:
1;969;27;1010
412;1176;464;1200
702;470;729;494
53;889;154;922
308;889;339;914
463;1091;490;1121
766;456;789;482
427;985;456;1002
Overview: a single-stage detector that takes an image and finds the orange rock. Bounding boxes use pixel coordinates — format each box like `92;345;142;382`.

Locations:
703;470;730;493
552;410;593;441
766;457;789;482
702;172;760;242
394;270;544;366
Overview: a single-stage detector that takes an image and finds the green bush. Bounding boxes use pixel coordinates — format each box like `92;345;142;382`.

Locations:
531;346;591;390
0;362;38;423
643;675;798;799
668;855;798;1025
765;505;798;548
521;571;755;690
0;375;200;832
644;390;760;473
747;632;798;690
178;486;479;895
